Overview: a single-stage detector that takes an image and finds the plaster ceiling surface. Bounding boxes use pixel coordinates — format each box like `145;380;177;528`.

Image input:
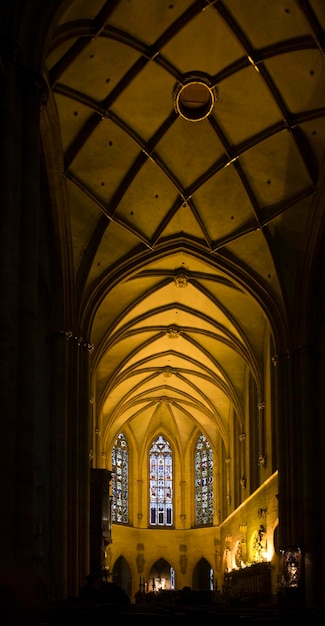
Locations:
44;0;325;457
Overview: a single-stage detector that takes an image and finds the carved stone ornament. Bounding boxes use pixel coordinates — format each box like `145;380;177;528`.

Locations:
174;273;188;288
180;553;188;574
136;553;145;573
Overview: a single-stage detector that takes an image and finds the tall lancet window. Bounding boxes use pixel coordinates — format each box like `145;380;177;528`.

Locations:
111;433;128;524
195;433;214;526
149;435;173;527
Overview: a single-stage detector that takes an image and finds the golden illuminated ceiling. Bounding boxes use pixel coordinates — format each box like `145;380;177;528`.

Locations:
43;0;325;457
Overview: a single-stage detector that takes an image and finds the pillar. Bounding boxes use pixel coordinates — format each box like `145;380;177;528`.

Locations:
225;456;231;512
273;346;319;606
51;330;93;599
239;432;246;492
0;34;48;573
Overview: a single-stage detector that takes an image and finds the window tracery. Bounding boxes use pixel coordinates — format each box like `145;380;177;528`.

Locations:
195;433;214;525
111;433;128;524
149;435;173;526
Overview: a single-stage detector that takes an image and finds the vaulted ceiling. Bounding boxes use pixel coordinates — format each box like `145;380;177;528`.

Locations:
43;0;325;458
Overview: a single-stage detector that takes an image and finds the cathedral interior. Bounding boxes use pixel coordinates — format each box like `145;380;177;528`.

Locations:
1;0;325;621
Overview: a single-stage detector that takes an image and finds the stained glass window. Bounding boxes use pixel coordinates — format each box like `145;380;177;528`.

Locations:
170;566;175;589
111;433;128;524
195;433;213;525
149;435;173;527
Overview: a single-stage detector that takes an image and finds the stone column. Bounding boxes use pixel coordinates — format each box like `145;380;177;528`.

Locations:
272;351;292;548
225;456;231;511
68;334;93;598
50;330;70;599
137;479;143;526
239;432;246;491
67;334;83;596
298;345;320;606
50;330;93;599
180;479;186;527
0;35;48;571
273;346;317;604
257;402;266;470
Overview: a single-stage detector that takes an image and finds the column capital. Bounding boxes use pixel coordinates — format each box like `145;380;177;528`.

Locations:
272;345;317;366
54;330;94;352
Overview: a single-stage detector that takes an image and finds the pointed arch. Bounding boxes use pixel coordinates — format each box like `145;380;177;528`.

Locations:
192;557;214;591
148;557;174;591
112;555;132;598
194;433;214;526
149;434;173;527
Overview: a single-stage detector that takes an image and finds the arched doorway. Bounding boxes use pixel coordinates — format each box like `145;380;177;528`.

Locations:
112;555;132;598
149;557;173;592
192;557;213;590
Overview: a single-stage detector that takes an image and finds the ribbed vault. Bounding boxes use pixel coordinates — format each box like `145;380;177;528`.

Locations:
43;0;325;467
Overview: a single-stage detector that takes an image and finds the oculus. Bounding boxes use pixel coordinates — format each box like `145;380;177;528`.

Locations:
174;75;217;122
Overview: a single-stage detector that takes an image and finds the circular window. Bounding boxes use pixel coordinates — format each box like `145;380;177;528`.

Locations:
174;77;217;122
